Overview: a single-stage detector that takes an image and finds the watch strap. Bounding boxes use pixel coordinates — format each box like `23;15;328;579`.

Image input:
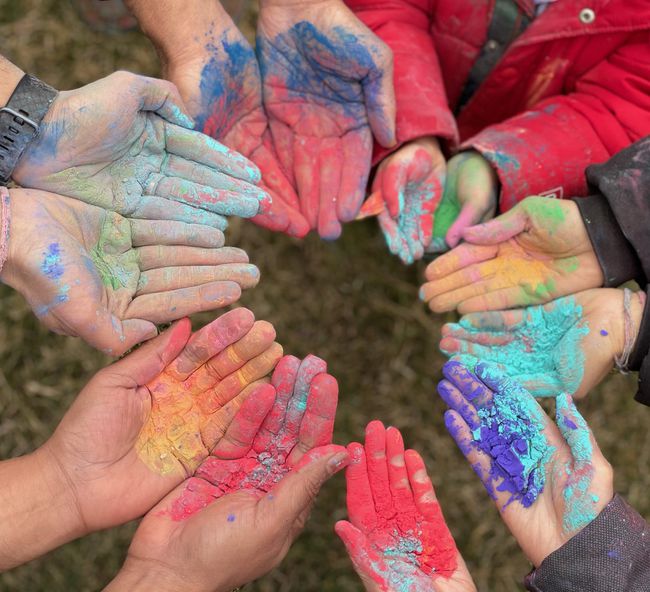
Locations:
0;74;58;183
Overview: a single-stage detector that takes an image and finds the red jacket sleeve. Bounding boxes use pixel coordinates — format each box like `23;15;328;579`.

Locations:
345;0;458;164
464;33;650;212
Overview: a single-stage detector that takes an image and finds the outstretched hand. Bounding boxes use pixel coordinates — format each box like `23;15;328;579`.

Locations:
1;188;260;355
13;71;268;229
422;197;604;313
257;0;396;239
440;289;645;399
438;361;613;567
336;421;476;592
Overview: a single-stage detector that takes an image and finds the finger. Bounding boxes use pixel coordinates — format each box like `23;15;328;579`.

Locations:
515;373;565;398
335;520;388;590
255;355;302;451
446;202;491;249
437;379;481;430
266;121;296;196
385;427;417;515
404;449;439;519
317;138;343;240
338;130;372;222
251;191;311;238
126;195;228;230
211;383;276;459
357;190;384;219
105;317;191;382
129;219;225;248
458;286;540;314
287;373;339;467
135;74;194;128
378;210;412;264
168;308;255;381
438;336;493;361
381;159;408;219
197;342;284;414
136;246;249;271
442;360;494;408
424;243;497;281
414;167;442;248
462;206;527;245
361;51;397;147
125;280;242;323
255;134;299;210
163;154;269;202
364;420;394;517
344;442;378;531
452;309;525;332
146;174;261;218
440;325;514;348
164;122;261;184
136;263;260;294
294;136;321;229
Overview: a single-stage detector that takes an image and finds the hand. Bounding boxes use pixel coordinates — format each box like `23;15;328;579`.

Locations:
439;289;645;399
421;196;604;313
257;0;396;239
358;137;445;264
438;361;614;567
106;445;349;592
192;354;339;497
336;421;476;592
13;71;268;229
42;309;282;533
162;10;309;237
0;188;260;354
428;151;498;252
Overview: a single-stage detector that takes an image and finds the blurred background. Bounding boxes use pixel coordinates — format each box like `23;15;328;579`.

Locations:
1;1;648;590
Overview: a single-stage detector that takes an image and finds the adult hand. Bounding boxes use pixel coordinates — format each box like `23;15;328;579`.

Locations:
105;445;349;592
440;289;645;399
422;197;604;313
358;137;445;264
0;188;260;355
438;361;613;567
13;71;268;229
336;421;476;592
428;151;498;253
257;0;396;239
41;309;282;533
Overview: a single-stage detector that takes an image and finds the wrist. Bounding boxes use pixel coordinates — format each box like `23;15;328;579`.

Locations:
0;57;24;107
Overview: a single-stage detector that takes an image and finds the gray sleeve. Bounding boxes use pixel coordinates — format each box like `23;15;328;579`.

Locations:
524;495;650;592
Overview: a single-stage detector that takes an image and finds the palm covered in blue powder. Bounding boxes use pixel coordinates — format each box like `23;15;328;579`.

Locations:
438;361;613;568
440;290;638;399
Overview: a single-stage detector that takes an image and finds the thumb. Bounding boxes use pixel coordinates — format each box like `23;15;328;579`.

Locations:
462;205;527;245
105;317;192;385
134;74;195;129
266;445;349;528
445;202;488;249
335;520;386;591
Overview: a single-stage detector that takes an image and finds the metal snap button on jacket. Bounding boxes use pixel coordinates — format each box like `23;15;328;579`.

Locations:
579;8;596;23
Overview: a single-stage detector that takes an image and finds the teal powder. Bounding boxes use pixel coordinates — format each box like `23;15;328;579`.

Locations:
447;296;589;397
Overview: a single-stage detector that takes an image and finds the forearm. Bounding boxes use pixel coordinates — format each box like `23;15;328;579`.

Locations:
0;446;85;570
0;54;25;107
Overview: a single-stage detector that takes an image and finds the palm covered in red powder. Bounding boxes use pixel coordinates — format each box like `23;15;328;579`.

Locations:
336;421;476;592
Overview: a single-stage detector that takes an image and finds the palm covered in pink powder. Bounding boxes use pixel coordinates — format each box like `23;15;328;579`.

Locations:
336;421;476;592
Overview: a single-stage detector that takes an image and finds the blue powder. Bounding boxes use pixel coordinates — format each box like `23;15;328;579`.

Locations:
227;513;236;522
444;296;589;397
41;243;65;280
600;329;608;336
366;530;427;592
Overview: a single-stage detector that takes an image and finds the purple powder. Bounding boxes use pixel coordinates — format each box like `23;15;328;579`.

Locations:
600;329;609;336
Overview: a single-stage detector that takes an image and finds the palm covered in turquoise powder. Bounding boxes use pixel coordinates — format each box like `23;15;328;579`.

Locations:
439;363;613;568
0;188;259;355
440;289;640;399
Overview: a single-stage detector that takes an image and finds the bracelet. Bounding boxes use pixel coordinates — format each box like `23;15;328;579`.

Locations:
0;186;11;275
614;288;635;374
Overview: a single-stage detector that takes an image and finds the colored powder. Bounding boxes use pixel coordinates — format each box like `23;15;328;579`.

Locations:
227;513;236;522
41;243;64;280
524;198;566;235
448;296;589;397
600;329;608;336
470;366;554;508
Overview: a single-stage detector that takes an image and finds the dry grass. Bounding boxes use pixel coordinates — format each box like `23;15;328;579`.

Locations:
1;1;649;590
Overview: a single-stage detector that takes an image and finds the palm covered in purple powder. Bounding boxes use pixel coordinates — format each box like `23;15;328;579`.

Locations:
438;361;613;568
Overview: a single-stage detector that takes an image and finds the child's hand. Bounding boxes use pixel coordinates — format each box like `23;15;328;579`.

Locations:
438;361;614;567
336;421;477;592
429;151;498;252
421;197;603;313
439;289;645;399
360;137;445;264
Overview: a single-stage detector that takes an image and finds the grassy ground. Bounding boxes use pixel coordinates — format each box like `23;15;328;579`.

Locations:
1;1;649;590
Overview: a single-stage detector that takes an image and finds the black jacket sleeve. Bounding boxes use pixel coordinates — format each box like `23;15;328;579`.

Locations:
524;495;650;592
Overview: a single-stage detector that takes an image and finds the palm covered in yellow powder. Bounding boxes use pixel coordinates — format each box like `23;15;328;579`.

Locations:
421;197;604;314
1;189;260;355
41;309;282;534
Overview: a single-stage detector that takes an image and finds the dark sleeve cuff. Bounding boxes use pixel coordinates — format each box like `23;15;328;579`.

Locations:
629;286;650;406
573;194;644;287
524;494;650;592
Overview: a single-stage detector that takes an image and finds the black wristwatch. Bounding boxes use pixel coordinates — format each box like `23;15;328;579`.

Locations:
0;73;58;184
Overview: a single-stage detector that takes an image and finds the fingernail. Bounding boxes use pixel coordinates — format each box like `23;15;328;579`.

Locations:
418;287;427;301
328;452;350;473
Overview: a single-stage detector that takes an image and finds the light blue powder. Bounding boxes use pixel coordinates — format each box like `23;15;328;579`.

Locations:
444;296;589;397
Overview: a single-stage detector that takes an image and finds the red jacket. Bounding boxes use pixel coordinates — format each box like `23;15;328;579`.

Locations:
346;0;650;210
